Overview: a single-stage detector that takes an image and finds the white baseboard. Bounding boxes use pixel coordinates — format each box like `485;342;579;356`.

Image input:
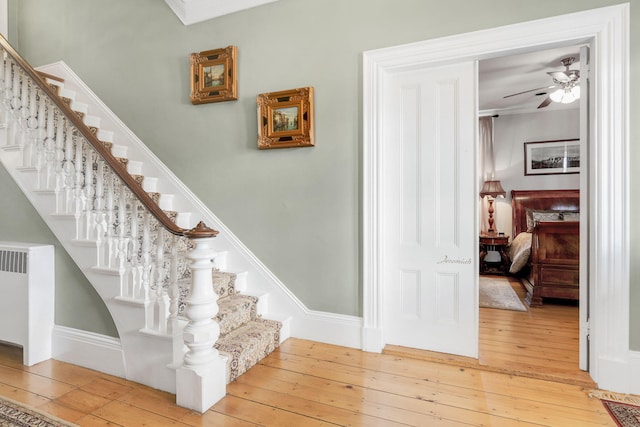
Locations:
52;325;126;378
290;311;362;349
595;351;640;395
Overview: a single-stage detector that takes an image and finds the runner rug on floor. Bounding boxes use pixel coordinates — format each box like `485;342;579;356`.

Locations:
590;390;640;427
0;396;77;427
479;276;527;312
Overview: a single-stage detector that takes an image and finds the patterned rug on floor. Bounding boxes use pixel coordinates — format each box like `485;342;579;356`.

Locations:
479;276;527;312
0;396;77;427
590;390;640;426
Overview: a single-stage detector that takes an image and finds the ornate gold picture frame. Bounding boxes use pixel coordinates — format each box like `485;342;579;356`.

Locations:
190;46;237;104
257;87;314;149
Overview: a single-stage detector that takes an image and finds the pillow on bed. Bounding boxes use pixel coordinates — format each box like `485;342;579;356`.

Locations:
508;232;532;274
561;211;580;221
525;209;561;232
525;209;580;232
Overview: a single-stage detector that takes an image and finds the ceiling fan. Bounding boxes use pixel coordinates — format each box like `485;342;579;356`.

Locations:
504;57;581;109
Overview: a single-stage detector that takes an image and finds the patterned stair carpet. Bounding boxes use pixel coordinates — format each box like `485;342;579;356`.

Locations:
0;396;76;426
187;270;282;382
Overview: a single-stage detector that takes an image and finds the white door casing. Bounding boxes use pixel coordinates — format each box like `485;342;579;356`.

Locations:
382;63;478;357
363;3;631;393
579;44;591;371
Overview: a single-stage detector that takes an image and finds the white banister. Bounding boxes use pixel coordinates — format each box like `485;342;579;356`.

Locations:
0;40;226;411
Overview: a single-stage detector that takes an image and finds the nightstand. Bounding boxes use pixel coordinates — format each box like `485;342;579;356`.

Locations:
479;233;510;275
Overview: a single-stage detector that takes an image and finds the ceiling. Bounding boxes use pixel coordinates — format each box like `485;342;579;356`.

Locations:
164;0;279;25
479;45;583;116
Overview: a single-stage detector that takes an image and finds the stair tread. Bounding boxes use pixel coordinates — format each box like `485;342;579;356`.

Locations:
215;294;258;335
215;318;282;382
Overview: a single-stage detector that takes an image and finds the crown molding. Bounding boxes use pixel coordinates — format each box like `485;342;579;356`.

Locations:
165;0;279;25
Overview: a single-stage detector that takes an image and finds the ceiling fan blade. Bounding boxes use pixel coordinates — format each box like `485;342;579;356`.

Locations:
537;96;553;109
548;71;571;83
503;86;551;99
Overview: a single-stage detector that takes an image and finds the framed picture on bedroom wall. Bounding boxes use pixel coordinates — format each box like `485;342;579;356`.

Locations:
524;139;580;176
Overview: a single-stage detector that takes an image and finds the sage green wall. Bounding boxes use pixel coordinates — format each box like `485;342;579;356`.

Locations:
0;163;118;337
7;0;640;349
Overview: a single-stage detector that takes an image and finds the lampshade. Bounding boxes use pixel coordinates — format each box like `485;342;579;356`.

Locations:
479;180;506;198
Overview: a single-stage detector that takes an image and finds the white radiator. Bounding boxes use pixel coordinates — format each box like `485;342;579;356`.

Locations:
0;242;54;366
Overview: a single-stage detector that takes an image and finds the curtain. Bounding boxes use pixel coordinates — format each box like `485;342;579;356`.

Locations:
479;116;495;181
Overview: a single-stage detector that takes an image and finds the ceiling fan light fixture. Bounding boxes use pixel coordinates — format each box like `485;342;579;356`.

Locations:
550;84;580;104
571;85;581;99
549;87;565;102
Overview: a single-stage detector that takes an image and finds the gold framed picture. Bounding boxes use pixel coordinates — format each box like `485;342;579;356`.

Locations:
257;87;314;149
190;46;237;104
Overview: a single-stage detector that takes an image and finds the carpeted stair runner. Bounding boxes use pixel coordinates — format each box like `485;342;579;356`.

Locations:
209;271;281;382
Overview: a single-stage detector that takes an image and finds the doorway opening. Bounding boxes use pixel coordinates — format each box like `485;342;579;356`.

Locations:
362;4;629;393
473;45;588;385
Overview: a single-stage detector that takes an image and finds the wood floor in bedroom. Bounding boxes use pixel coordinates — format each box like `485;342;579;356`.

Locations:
386;274;593;387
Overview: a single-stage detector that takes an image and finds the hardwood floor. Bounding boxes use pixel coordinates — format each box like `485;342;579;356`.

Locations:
0;281;614;425
386;275;594;387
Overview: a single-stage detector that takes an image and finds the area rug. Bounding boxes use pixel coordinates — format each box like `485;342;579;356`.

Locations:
479;276;527;312
590;390;640;426
0;396;77;426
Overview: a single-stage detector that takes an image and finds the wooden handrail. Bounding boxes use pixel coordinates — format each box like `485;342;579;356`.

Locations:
0;34;217;239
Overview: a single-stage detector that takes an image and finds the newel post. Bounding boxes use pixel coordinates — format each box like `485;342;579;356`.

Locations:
176;222;226;413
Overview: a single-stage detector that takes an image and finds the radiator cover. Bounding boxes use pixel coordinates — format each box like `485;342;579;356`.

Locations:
0;242;54;366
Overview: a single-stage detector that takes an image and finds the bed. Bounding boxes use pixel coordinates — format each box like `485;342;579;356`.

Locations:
509;189;580;307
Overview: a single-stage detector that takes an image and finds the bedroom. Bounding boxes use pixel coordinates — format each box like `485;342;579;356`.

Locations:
477;45;583;382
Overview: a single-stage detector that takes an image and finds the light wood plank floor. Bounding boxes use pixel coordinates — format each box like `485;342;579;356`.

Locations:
0;308;615;426
386;275;594;388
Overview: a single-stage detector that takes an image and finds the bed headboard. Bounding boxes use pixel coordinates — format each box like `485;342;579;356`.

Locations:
511;189;580;237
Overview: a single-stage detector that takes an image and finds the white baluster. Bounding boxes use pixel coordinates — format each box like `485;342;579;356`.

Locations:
104;171;115;268
26;82;38;140
43;102;56;190
127;200;140;299
82;148;94;240
7;68;22;147
53;116;65;213
151;227;168;333
33;91;46;189
141;210;152;305
168;235;179;335
94;161;107;267
63;124;75;213
116;182;130;295
73;137;86;240
19;73;32;165
0;54;9;127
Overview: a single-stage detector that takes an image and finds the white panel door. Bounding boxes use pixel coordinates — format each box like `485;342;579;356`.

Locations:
382;61;477;358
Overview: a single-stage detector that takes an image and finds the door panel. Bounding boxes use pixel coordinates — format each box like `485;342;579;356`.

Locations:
383;61;477;358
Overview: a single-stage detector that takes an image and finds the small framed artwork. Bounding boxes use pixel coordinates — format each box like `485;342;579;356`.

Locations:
190;46;237;104
524;139;580;176
257;87;314;149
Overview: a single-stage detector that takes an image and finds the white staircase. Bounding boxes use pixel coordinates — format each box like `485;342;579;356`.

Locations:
0;43;290;412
